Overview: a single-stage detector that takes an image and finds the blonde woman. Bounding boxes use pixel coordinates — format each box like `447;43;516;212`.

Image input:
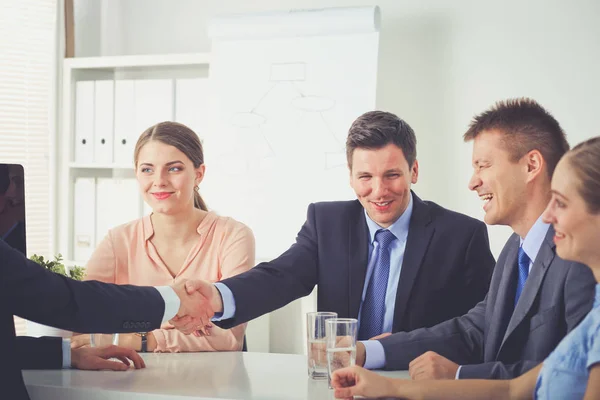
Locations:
73;122;254;353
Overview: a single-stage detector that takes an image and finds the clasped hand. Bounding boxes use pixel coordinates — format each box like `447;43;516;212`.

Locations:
168;279;221;336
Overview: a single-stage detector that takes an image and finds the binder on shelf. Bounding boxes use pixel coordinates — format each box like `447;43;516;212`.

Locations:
134;79;174;136
93;80;115;164
95;178;142;243
175;77;210;135
74;81;95;163
113;79;136;166
73;177;96;262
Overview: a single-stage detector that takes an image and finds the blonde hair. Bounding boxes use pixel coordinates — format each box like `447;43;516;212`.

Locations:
566;136;600;214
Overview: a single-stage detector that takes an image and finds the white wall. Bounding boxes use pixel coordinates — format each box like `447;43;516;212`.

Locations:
72;0;600;351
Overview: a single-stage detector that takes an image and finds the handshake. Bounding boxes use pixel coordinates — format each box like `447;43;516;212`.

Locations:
168;279;224;336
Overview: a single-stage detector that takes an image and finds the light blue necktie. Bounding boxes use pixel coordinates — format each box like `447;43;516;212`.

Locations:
514;246;530;307
358;229;396;340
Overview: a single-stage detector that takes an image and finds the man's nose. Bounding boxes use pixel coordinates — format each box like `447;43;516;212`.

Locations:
468;172;481;192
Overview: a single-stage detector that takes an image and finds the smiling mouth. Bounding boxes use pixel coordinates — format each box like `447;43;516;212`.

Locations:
372;201;392;207
479;193;493;203
152;192;173;199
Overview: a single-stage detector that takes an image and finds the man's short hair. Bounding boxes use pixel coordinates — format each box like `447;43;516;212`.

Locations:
346;111;417;168
463;98;569;177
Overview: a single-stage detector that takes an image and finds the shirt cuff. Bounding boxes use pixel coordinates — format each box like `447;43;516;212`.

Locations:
155;286;180;324
362;340;386;370
213;282;236;320
62;339;71;368
455;365;462;379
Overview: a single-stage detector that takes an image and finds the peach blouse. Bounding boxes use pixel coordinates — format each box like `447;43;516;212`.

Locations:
84;212;255;352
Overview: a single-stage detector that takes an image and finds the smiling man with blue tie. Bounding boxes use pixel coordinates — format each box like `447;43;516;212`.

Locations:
176;110;496;349
358;98;597;380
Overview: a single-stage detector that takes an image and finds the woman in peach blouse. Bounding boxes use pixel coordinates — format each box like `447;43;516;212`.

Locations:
72;121;255;352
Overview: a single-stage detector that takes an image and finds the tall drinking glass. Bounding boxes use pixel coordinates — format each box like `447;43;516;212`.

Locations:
90;333;119;348
306;311;338;379
326;318;358;388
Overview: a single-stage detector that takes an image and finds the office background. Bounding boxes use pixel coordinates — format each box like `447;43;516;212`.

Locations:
72;0;600;258
2;0;599;355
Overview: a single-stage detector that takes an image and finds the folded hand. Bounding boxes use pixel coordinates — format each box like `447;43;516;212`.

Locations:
71;345;145;371
331;365;398;399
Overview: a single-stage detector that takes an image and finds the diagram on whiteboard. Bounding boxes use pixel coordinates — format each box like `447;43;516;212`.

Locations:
215;62;348;173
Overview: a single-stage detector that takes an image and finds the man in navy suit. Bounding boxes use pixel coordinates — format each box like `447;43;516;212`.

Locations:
178;111;496;345
355;98;596;380
0;239;212;400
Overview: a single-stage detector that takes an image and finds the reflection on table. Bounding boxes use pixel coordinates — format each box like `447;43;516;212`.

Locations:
24;352;409;400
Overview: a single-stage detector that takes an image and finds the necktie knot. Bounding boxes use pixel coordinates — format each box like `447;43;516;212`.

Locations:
375;229;396;250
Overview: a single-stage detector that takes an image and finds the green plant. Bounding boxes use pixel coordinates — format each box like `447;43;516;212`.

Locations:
30;253;85;281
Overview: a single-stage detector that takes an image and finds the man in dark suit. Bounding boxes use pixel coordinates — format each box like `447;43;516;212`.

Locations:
177;111;496;347
355;98;596;379
0;240;211;399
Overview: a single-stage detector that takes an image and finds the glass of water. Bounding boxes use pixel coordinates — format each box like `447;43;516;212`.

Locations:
326;318;357;388
90;333;119;348
307;311;338;379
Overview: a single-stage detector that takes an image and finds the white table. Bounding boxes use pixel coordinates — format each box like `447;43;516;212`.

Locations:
24;352;409;399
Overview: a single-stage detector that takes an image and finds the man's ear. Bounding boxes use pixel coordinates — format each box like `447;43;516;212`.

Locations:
411;160;419;184
525;150;544;182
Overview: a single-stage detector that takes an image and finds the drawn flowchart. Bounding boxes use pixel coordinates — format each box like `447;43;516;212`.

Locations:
223;62;347;171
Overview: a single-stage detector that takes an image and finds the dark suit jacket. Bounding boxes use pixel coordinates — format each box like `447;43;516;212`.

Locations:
379;226;596;378
217;192;495;335
0;240;166;400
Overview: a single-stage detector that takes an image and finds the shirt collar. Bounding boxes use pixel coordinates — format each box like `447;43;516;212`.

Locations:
142;212;214;241
364;192;414;244
520;214;551;263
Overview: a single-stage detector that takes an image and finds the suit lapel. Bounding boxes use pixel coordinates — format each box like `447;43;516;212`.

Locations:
499;227;556;352
392;193;435;331
486;234;520;359
348;201;370;319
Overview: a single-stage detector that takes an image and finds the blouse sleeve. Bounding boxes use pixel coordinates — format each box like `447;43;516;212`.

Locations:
152;223;255;352
586;314;600;369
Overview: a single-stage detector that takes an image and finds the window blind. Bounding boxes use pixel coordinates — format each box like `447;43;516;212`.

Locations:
0;0;57;335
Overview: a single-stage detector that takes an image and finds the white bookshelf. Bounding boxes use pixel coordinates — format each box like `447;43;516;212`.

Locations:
64;53;211;69
54;53;211;264
67;162;134;170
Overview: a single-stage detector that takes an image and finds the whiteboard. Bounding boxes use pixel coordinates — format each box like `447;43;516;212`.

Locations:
203;7;380;259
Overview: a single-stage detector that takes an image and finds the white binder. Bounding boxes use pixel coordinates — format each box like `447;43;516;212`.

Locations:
96;178;142;243
175;78;210;135
74;81;95;163
113;79;136;166
134;79;174;137
73;177;96;262
93;80;115;164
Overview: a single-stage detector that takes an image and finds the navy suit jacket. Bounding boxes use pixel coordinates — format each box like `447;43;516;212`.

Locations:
379;226;596;378
0;240;166;400
217;192;496;334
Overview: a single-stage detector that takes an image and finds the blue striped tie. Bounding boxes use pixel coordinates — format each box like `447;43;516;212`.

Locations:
358;229;396;340
514;246;530;307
